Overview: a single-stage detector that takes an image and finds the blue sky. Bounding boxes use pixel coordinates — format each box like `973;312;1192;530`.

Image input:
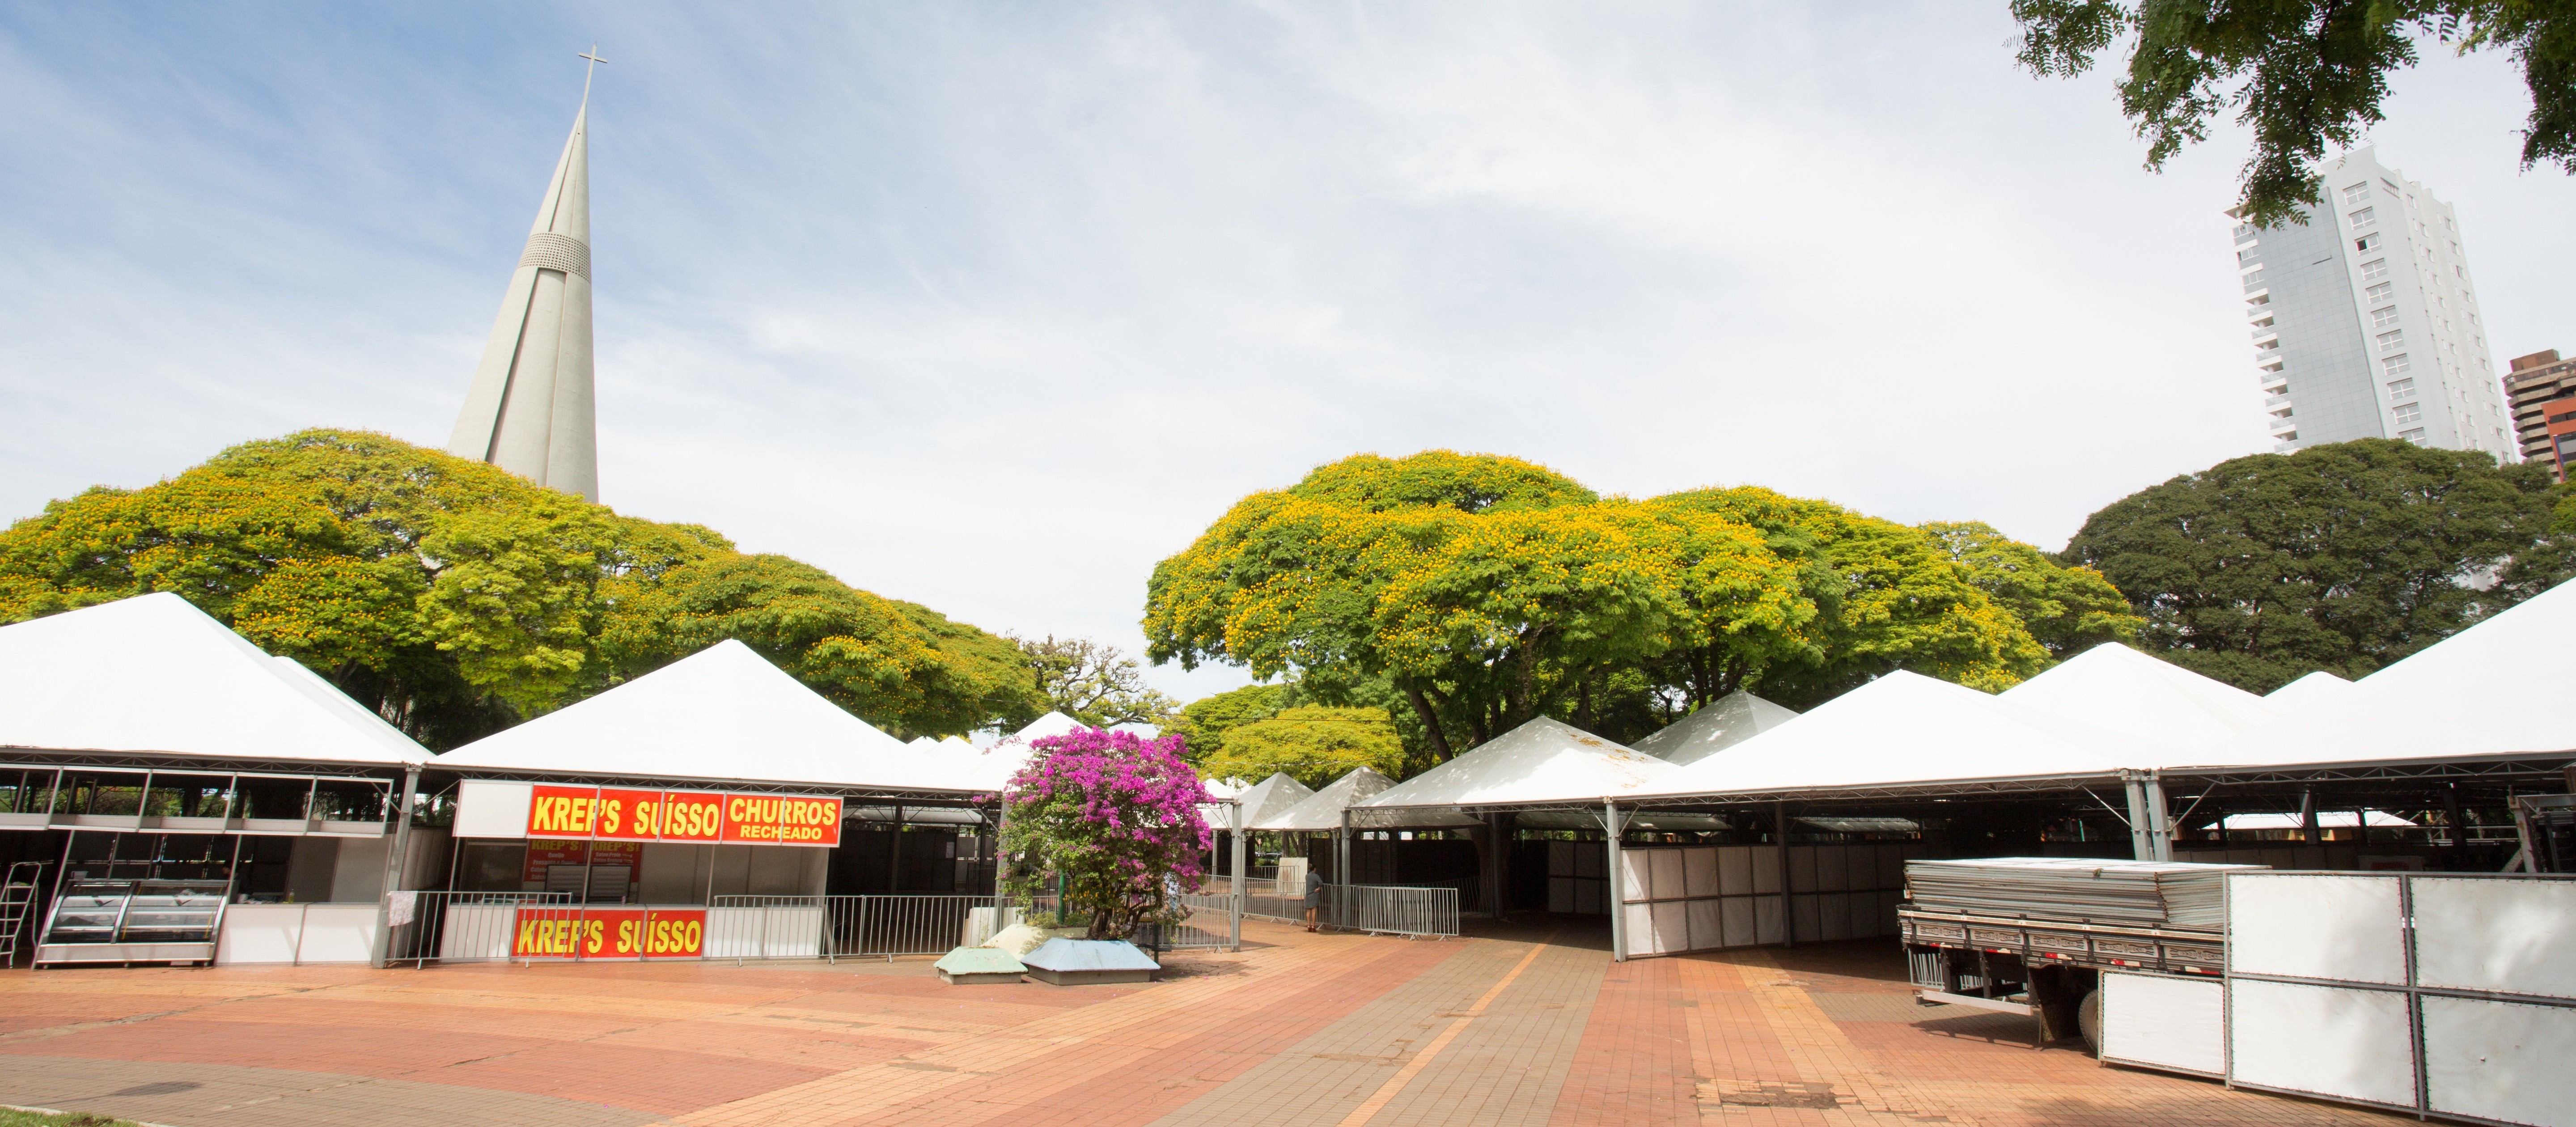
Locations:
4;3;2568;701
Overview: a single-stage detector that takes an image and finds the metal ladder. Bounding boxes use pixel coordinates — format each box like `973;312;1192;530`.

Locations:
0;861;50;970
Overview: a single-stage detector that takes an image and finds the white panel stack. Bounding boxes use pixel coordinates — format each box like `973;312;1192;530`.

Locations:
1618;842;1915;958
2228;978;2418;1107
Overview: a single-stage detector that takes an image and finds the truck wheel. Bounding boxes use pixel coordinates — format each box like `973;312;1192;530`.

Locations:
2076;989;2101;1057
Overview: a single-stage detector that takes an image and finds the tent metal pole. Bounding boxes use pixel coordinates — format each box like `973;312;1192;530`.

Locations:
1604;801;1626;962
1339;809;1353;930
1228;799;1245;952
2122;772;2156;861
1775;800;1795;949
2141;774;2174;862
370;766;420;969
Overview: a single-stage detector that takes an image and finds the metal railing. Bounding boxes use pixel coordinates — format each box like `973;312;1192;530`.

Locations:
1204;876;1304;924
713;894;1012;962
386;891;573;967
1320;883;1459;938
1025;891;1237;953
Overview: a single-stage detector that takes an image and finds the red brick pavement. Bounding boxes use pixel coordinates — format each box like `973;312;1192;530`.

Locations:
0;921;2412;1127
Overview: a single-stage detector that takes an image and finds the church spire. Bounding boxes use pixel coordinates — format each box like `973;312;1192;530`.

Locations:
447;51;604;501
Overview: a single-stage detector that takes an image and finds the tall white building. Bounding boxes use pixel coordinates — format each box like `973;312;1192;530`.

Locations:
2231;148;2516;461
448;85;600;500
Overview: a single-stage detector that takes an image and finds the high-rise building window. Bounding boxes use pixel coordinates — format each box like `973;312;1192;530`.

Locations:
2386;377;2416;398
2343;183;2370;203
2393;402;2423;425
2348;207;2377;227
2366;282;2394;302
2377;330;2405;351
2400;428;2428;444
2238;248;2260;264
2243;269;2267;287
2371;306;2401;328
2356;234;2382;252
2382;354;2412;377
2362;258;2390;281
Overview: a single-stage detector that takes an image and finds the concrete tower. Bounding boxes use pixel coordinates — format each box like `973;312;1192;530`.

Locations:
448;60;602;500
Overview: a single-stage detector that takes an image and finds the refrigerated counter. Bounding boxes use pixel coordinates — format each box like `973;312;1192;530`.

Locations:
35;877;230;966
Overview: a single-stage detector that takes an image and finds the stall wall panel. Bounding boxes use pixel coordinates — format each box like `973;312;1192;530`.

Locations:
1719;847;1753;896
214;906;303;964
1818;892;1852;941
285;837;340;904
1790;894;1820;944
1847;893;1881;940
453;780;534;839
1574;843;1605;879
1622;902;1658;957
1682;848;1719;899
1686;898;1722;950
1547;841;1574;876
708;844;755;897
1816;847;1848;893
295;906;380;963
1576;878;1606;915
1876;845;1905;889
2227;979;2415;1109
2411;877;2576;1000
1651;901;1688;954
1877;890;1903;933
1786;847;1817;894
2422;995;2576;1127
1548;877;1575;914
639;843;705;903
1751;846;1782;895
2228;873;2406;985
330;836;390;903
1720;897;1754;947
2101;972;2225;1076
1621;851;1653;903
1754;897;1784;945
1648;849;1684;901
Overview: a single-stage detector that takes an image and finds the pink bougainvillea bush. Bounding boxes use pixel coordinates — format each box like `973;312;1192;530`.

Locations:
996;727;1212;940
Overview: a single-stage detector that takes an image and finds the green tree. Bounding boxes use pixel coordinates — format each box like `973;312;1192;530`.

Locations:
1920;520;2145;660
1010;634;1180;729
1143;453;2069;754
1201;706;1407;789
2011;0;2576;227
1165;682;1297;764
0;428;1039;746
2061;438;2575;691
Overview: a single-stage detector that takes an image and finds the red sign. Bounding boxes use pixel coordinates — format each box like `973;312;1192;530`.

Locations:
512;907;706;960
718;793;843;847
525;786;836;847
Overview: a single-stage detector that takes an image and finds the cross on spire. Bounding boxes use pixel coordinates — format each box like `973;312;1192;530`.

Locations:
578;45;607;105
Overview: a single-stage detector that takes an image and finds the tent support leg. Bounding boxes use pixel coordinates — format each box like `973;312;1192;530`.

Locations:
1228;801;1245;952
1604;801;1627;962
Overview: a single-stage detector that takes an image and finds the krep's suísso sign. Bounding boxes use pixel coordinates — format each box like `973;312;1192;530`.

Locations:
524;785;842;847
513;907;707;960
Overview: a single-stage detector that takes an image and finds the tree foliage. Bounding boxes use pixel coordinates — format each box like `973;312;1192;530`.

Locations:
2011;0;2576;227
1010;633;1180;729
1922;520;2143;660
1165;682;1297;764
997;727;1208;941
2061;438;2574;692
0;429;1043;747
1144;452;2088;760
1201;706;1407;789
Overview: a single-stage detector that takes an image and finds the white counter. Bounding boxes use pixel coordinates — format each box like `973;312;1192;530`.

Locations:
214;903;380;965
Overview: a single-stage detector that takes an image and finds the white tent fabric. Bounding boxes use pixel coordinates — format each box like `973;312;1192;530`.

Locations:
2184;577;2576;771
0;592;428;766
2262;669;2355;713
946;711;1087;791
1634;670;2139;801
1999;643;2279;756
1631;691;1801;767
1253;767;1396;831
436;639;952;790
1357;717;1674;814
1231;772;1316;827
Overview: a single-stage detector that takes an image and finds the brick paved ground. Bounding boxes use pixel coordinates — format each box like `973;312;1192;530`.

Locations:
0;917;2404;1127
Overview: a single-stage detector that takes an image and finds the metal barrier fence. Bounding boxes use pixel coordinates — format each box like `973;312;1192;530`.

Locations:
390;891;1243;966
1320;883;1459;938
1204;877;1304;924
386;891;574;967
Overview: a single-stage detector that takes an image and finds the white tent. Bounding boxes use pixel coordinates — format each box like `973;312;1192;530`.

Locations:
1999;642;2278;757
947;711;1087;791
2202;810;2417;830
1229;772;1316;827
1631;691;1800;767
1634;670;2140;801
0;592;428;767
2182;577;2576;771
1253;767;1395;831
435;639;954;791
1356;717;1673;818
2262;669;2355;712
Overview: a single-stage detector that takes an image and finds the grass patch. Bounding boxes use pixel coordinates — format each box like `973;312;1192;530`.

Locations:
0;1109;144;1127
